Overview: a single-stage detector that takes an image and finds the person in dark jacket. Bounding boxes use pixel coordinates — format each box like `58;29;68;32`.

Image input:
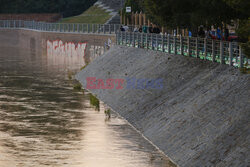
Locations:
198;27;205;38
120;25;125;32
225;28;229;41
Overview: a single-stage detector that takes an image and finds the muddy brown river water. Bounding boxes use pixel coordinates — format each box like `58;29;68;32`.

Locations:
0;46;175;167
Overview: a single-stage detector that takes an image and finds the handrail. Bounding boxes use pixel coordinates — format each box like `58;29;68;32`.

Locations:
0;20;125;34
116;31;249;68
0;20;248;69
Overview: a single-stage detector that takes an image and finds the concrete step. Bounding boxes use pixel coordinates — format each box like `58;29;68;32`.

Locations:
107;14;120;24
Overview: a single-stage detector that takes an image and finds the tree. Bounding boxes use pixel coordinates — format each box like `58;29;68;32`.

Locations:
0;0;97;17
224;0;250;58
143;0;239;29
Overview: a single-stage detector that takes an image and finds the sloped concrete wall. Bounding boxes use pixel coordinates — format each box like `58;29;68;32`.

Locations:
76;45;250;167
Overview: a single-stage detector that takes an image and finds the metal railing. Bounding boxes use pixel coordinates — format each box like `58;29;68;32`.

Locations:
0;20;248;68
116;31;249;68
0;20;126;34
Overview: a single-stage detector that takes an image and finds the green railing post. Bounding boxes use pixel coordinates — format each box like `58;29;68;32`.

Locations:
121;31;123;45
180;35;183;55
229;42;233;66
116;31;120;45
151;34;154;50
146;33;149;49
87;24;89;33
196;38;199;58
174;36;177;54
239;45;244;68
133;32;135;47
187;37;191;56
162;34;165;52
125;31;127;45
156;34;159;51
141;33;144;48
212;40;216;62
204;38;207;59
220;40;225;64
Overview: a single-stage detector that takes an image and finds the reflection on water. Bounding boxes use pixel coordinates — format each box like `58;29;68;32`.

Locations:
0;46;175;167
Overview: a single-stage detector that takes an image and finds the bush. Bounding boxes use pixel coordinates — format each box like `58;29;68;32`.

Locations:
90;94;100;111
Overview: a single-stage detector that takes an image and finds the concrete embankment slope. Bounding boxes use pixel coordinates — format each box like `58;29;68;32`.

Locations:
76;46;249;167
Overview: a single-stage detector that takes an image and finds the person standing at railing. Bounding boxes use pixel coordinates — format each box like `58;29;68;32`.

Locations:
139;26;142;33
188;31;192;37
205;28;211;39
153;26;160;34
198;27;205;38
133;26;139;32
142;25;148;33
225;28;229;41
217;28;222;40
120;25;125;32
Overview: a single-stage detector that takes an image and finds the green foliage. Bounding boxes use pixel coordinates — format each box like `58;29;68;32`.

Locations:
223;0;250;16
61;5;111;24
0;0;97;18
68;71;74;80
90;94;100;111
73;83;82;91
80;63;89;70
104;109;111;118
143;0;250;56
237;19;250;58
224;0;250;58
143;0;240;28
123;0;143;13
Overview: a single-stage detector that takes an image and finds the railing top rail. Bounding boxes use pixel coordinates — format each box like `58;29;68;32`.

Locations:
116;31;248;69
